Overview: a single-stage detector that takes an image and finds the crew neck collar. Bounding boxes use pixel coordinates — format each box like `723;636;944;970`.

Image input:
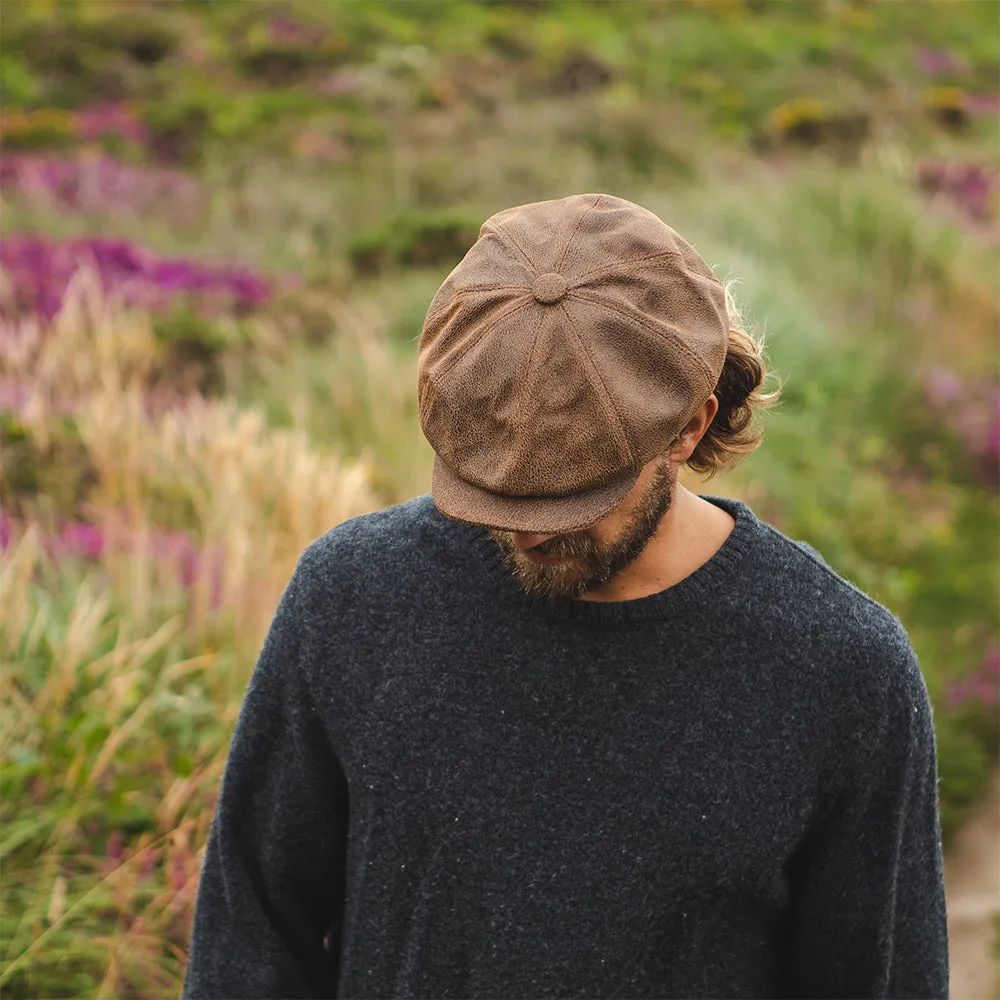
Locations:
460;494;763;626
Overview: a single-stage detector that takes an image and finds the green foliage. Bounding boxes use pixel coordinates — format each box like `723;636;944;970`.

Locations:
6;0;998;149
0;6;179;106
0;414;36;497
0;414;97;520
151;310;231;395
234;20;350;86
0;108;76;151
1;566;228;1000
935;717;995;844
139;80;357;165
348;209;482;275
0;55;44;106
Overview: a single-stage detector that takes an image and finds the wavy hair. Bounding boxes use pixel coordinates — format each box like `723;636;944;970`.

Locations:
672;281;784;480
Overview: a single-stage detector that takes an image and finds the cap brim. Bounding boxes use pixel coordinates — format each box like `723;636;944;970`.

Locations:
431;453;641;534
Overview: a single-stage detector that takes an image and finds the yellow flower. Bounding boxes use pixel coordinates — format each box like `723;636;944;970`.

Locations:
924;86;967;110
767;98;827;132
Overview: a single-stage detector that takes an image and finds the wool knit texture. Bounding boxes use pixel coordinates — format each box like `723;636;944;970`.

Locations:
182;493;949;1000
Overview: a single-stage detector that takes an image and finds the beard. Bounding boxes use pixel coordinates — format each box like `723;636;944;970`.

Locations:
487;460;676;602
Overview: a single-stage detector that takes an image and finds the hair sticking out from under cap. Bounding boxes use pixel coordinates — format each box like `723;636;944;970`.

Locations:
675;279;784;480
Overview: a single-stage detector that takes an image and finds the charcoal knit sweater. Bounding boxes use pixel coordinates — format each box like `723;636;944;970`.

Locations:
182;493;949;999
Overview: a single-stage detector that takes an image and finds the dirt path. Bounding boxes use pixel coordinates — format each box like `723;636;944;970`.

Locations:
945;767;1000;999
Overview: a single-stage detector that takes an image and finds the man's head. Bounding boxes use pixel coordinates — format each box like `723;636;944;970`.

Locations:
417;194;732;539
416;194;779;584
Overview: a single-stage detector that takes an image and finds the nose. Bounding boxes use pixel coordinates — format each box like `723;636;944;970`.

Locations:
510;531;556;550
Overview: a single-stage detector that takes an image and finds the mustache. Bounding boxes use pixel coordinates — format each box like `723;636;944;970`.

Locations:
529;534;593;559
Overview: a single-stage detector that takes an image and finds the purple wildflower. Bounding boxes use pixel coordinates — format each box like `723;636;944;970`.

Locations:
106;830;125;864
265;15;328;46
917;159;997;223
170;849;188;892
149;529;201;588
923;366;963;407
139;848;157;881
945;679;968;710
58;522;106;561
0;509;11;550
972;678;999;704
966;92;1000;116
0;380;33;417
986;397;1000;459
945;645;1000;709
0;153;202;221
983;646;1000;678
915;47;964;77
226;269;271;306
151;261;198;292
75;102;150;144
922;370;1000;489
0;233;270;321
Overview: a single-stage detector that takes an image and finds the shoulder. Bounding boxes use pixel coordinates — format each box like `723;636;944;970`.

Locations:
297;493;433;567
741;512;935;801
289;494;460;605
752;515;928;717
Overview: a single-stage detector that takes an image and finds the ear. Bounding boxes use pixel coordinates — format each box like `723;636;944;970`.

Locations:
667;395;719;463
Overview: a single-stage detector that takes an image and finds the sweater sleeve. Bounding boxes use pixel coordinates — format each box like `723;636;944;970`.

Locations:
182;558;349;1000
777;632;950;999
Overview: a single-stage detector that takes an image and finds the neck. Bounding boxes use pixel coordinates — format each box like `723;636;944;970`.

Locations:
580;486;734;603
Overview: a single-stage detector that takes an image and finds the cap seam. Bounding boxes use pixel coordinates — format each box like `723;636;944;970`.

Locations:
559;299;635;468
555;193;604;274
508;305;551;461
429;298;535;385
445;282;530;295
570;248;686;285
485;221;537;272
565;289;718;386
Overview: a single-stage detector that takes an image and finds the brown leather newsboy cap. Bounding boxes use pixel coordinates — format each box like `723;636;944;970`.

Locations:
417;192;730;534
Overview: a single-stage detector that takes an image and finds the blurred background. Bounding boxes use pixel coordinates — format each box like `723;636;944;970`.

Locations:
0;0;997;996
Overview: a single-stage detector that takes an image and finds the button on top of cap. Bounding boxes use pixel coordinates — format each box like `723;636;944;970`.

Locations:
532;272;568;305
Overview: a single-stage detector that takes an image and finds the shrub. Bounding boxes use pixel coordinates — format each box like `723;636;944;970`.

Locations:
0;109;76;151
0;235;270;323
151;310;233;396
0;413;97;520
0;152;202;222
348;210;482;275
761;97;868;150
235;18;349;86
924;86;969;131
917;160;997;224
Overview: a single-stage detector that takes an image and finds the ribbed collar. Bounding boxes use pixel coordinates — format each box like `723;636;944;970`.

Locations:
462;494;765;626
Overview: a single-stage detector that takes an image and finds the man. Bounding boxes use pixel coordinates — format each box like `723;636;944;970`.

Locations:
183;194;949;998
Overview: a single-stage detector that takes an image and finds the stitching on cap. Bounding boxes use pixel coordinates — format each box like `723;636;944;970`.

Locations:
448;283;529;294
565;289;717;384
556;194;603;274
510;304;549;436
421;283;528;330
559;299;634;467
570;248;685;285
428;298;535;384
487;222;536;271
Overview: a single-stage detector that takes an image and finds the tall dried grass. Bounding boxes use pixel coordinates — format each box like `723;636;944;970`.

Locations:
1;278;382;997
